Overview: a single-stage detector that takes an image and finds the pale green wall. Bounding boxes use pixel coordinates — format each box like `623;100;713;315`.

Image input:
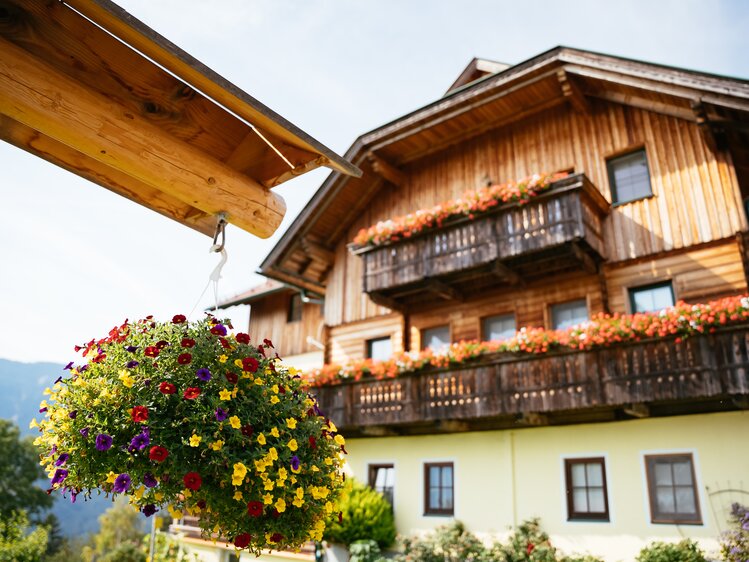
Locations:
346;411;749;561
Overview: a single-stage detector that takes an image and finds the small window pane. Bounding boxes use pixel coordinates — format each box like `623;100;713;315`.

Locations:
383;467;395;488
571;464;587;486
608;149;652;204
374;469;388;489
430;465;440;482
656;487;676;512
588;489;606;513
441;466;453;487
586;464;603;487
551;300;588;330
573;489;589;512
422;325;450;352
429;488;440;507
367;337;392;361
482;314;516;341
630;282;675;314
673;462;693;486
442;488;453;509
654;463;673;486
675;487;697;514
287;293;302;323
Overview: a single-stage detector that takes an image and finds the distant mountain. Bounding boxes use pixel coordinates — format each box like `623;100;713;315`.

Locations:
0;358;109;537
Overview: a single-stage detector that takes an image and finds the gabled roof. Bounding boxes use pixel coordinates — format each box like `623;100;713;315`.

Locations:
260;46;749;293
216;280;291;309
445;57;510;95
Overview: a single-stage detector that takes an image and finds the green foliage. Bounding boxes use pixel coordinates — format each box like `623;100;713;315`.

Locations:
44;536;87;562
82;498;144;562
0;419;53;520
323;478;396;548
635;539;707;562
490;518;557;562
720;503;749;562
0;510;49;562
349;539;384;562
147;529;199;562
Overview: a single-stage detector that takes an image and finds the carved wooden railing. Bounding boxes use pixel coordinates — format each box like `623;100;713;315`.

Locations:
353;174;610;297
313;326;749;432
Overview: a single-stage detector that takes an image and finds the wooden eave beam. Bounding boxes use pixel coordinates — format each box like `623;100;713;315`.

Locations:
556;69;590;114
301;237;336;266
0;35;285;238
492;261;522;286
571;242;598;274
426;280;463;302
366;152;406;187
691;101;729;152
367;292;407;313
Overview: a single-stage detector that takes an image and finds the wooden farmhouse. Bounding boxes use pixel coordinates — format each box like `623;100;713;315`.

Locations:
220;48;749;560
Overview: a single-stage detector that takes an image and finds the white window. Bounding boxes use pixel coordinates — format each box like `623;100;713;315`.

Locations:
482;314;516;341
607;149;652;204
551;300;588;330
367;337;392;361
629;282;675;313
421;325;450;352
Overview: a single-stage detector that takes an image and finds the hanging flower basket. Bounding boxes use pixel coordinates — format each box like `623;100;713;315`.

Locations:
33;315;346;554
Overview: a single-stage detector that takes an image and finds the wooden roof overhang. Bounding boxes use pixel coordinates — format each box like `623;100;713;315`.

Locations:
260;47;749;292
0;0;360;239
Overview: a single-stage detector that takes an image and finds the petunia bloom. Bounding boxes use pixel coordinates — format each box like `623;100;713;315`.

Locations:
183;387;201;400
143;473;158;488
159;382;176;395
95;434;113;451
130;406;149;423
126;360;139;369
181;338;195;348
236;333;250;344
144;346;159;357
113;473;131;493
196;368;211;381
129;432;150;451
55;453;69;466
79;427;89;438
183;471;202;491
142;504;158;517
247;501;263;517
241;424;254;438
290;456;300;471
177;353;192;365
51;469;68;485
234;533;251;549
210;324;227;336
172;314;186;324
149;446;168;462
214;408;227;422
241;357;259;373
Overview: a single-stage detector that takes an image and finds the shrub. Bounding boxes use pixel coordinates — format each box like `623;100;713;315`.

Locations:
395;521;491;562
635;539;707;562
720;503;749;562
349;539;384;562
489;518;556;562
323;478;396;548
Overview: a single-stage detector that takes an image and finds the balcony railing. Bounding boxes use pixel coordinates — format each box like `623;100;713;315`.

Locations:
312;326;749;434
352;174;610;309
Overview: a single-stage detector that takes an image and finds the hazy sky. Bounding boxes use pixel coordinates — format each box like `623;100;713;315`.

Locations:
1;0;748;363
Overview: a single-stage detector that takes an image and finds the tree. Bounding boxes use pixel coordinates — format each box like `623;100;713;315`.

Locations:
82;498;145;562
0;510;48;562
0;419;53;520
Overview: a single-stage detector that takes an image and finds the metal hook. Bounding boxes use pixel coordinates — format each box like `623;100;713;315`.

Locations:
211;212;227;253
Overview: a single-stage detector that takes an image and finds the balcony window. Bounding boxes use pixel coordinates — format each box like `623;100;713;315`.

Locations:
422;325;450;353
287;293;302;323
607;149;652;205
551;299;588;330
482;314;516;341
564;458;610;521
629;281;675;314
645;453;702;524
424;462;453;515
369;464;395;506
367;337;392;362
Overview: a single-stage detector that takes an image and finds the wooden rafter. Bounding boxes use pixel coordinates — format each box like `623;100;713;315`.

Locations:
557;69;590;113
366;152;406;187
426;280;463;302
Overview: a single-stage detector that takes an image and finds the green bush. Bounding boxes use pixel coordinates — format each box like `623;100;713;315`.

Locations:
349;539;384;562
323;478;396;548
635;539;707;562
490;518;557;562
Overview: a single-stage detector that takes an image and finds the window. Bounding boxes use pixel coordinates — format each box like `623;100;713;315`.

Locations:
482;314;516;341
551;299;588;330
629;281;675;314
367;337;392;361
287;293;302;323
369;464;395;506
645;454;702;524
421;325;450;352
607;149;652;204
564;458;609;521
424;462;453;515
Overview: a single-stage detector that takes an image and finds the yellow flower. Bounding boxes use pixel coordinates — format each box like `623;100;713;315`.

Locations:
310;465;320;472
264;479;275;491
328;420;338;432
183;489;192;499
133;486;145;500
287;439;298;451
105;471;117;484
275;498;286;513
118;370;134;388
154;492;164;502
295;487;304;499
324;457;333;466
234;359;243;369
325;501;333;514
229;416;241;429
278;467;288;480
210;440;224;451
254;460;267;473
219;388;232;401
270;427;280;438
257;433;266;445
254;377;264;385
292;497;304;508
29;418;39;429
290;476;297;484
268;447;278;461
218;355;228;364
270;395;280;405
233;491;244;501
286;418;297;429
168;505;183;520
271;384;279;394
189;434;202;447
263;493;274;505
334;434;346;446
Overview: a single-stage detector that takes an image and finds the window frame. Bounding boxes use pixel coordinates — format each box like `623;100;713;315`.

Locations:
549;298;589;330
420;324;451;352
368;463;395;506
286;293;302;323
628;281;675;314
607;148;653;206
481;313;517;342
644;453;703;525
424;462;454;516
366;336;393;361
564;457;610;522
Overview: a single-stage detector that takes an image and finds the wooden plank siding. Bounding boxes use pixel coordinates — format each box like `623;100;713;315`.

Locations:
248;292;324;358
324;101;746;328
328;314;404;365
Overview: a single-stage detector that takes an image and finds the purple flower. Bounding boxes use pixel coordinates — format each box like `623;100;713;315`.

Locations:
125;346;138;353
68;410;78;419
211;324;227;336
79;365;88;372
79;427;89;438
54;376;63;384
129;432;150;451
55;453;69;466
64;362;74;370
142;504;158;517
95;434;113;451
39;406;47;413
113;473;131;493
196;368;212;381
51;469;68;485
126;360;139;368
290;455;300;471
215;408;227;422
47;445;57;457
143;473;158;488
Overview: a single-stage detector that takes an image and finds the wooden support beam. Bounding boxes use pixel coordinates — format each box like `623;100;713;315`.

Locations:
624;404;650;418
0;35;285;238
571;242;598;274
366;152;406;187
517;412;548;426
691;101;729;152
436;420;470;433
491;260;522;286
557;69;590;113
368;292;407;313
426;280;463;302
301;236;335;266
359;426;399;437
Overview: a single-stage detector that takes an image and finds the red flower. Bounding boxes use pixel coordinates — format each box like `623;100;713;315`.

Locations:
155;340;169;349
159;382;176;395
183;387;201;400
225;372;238;385
219;338;232;349
130;406;149;423
241;424;254;438
527;543;535;555
236;333;250;344
241;357;259;373
172;314;186;324
177;353;192;365
181;338;195;348
234;533;251;549
270;533;283;543
263;338;274;348
149;446;168;462
183;471;202;491
92;353;107;363
309;436;317;449
144;346;159;358
247;501;263;517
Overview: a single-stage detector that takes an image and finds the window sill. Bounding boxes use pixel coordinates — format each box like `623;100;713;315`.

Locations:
423;511;454;517
611;194;655;207
650;517;703;526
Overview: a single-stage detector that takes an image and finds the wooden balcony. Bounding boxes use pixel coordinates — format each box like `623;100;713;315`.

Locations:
313;326;749;435
353;174;610;310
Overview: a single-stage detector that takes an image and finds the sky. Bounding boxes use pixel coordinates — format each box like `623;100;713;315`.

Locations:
1;0;748;364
